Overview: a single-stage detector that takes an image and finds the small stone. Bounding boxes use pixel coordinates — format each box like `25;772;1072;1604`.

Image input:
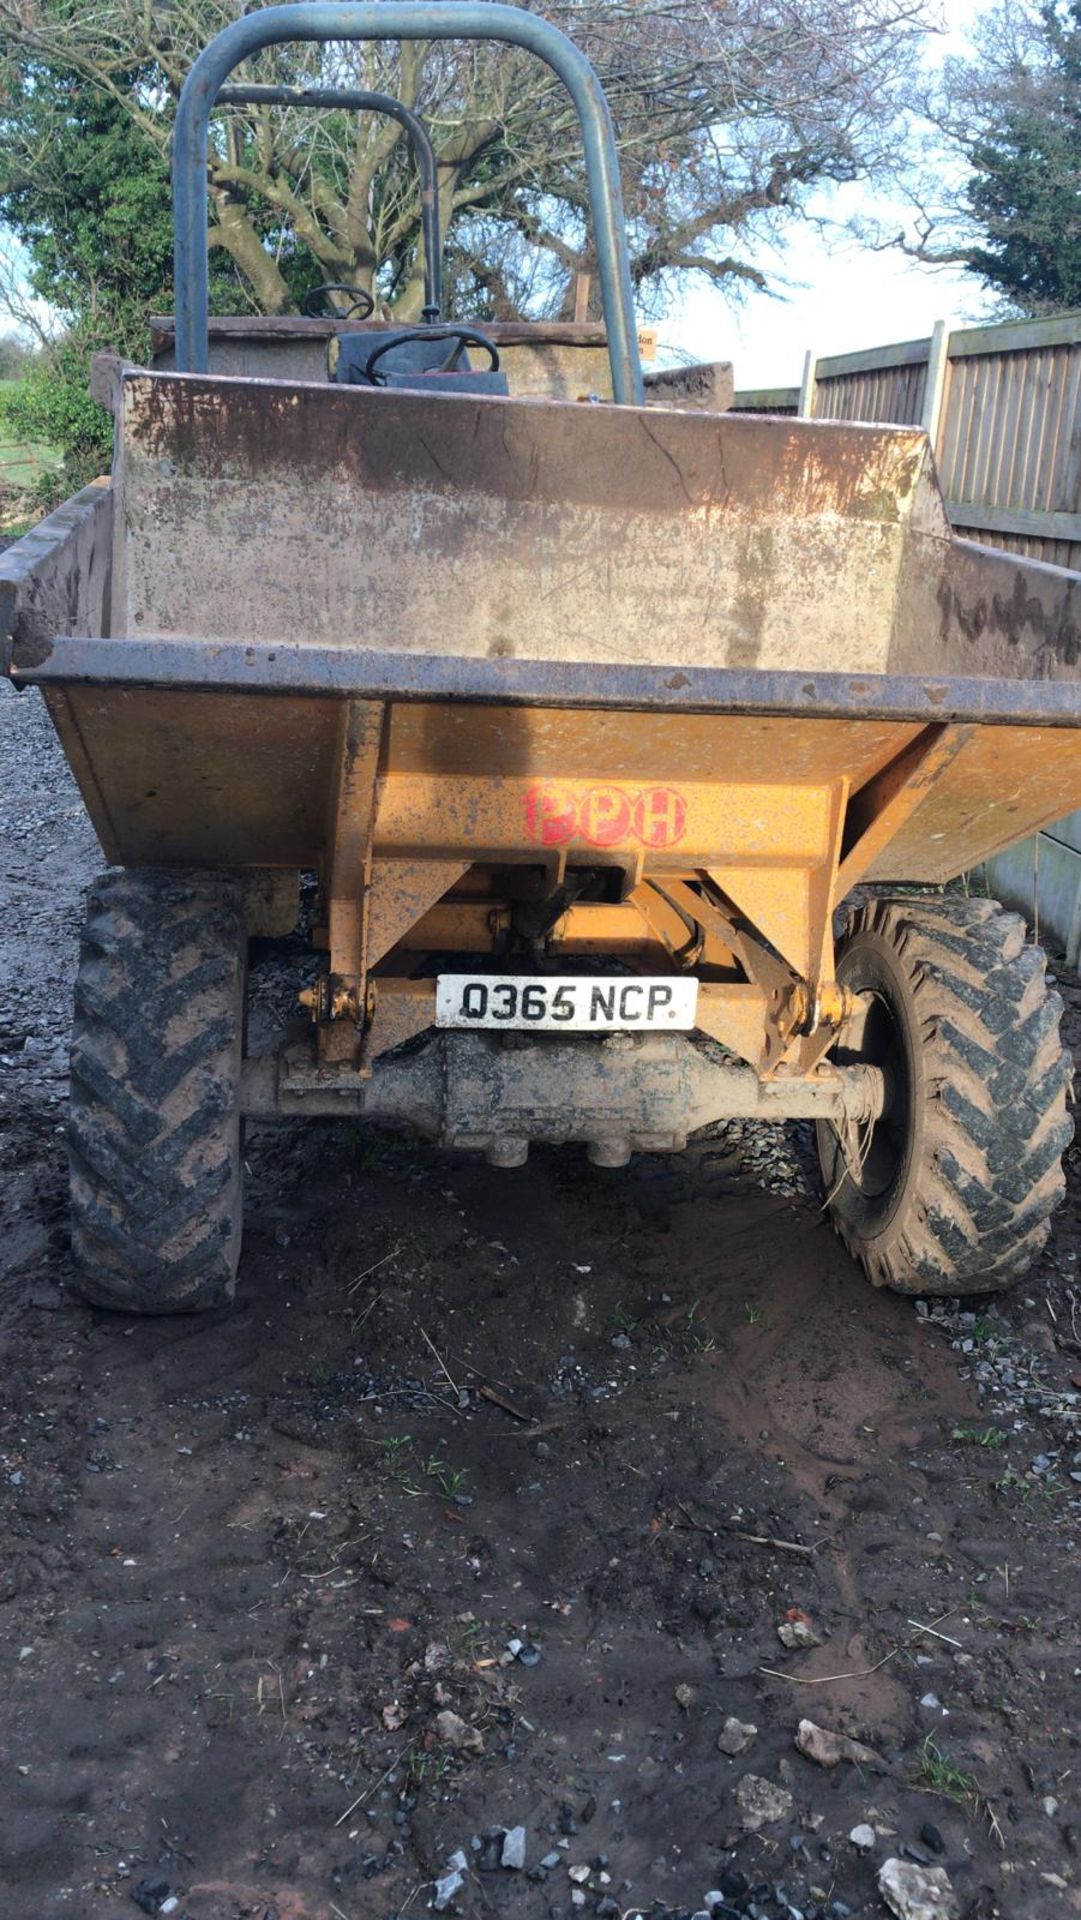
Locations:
446;1851;468;1873
919;1693;942;1710
674;1682;696;1710
735;1774;794;1831
540;1852;562;1871
1041;1795;1059;1818
132;1878;171;1916
433;1868;464;1910
777;1613;821;1650
518;1644;541;1666
612;1332;632;1350
717;1717;757;1756
795;1719;886;1772
849;1824;876;1852
568;1864;591;1884
571;1891;586;1909
502;1827;527;1870
919;1823;944;1855
877;1857;959;1920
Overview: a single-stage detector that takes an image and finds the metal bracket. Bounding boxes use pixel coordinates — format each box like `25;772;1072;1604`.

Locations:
315;699;385;1063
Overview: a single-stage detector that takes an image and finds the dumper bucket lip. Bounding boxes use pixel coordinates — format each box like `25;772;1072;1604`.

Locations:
13;632;1081;727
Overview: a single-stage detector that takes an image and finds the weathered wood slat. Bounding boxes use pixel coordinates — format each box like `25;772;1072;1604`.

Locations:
947;499;1081;542
949;311;1081;357
814;336;931;379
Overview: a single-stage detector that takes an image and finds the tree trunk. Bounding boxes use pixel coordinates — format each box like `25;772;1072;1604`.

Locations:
209;190;292;313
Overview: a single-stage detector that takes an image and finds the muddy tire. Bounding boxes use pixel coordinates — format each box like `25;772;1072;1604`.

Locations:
68;868;246;1312
818;894;1072;1296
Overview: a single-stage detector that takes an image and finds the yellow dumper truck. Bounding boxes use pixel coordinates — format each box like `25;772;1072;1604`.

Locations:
2;4;1080;1312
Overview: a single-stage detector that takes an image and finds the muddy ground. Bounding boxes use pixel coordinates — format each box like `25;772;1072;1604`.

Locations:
3;681;1081;1920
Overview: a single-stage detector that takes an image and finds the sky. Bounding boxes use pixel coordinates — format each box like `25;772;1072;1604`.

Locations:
661;0;995;391
662;212;993;393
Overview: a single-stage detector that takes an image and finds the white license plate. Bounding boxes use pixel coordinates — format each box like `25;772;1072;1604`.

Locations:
435;974;699;1033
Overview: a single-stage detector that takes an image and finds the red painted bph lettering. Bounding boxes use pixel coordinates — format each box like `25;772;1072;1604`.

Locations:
524;784;687;850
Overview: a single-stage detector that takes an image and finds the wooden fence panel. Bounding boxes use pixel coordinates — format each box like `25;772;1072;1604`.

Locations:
815;360;926;425
934;341;1081;566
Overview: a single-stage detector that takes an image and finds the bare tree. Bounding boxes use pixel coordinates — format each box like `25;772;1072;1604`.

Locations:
0;0;935;321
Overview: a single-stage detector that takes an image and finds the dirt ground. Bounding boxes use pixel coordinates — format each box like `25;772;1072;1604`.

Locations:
3;682;1081;1920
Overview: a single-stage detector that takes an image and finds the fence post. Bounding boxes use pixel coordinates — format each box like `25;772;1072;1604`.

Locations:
798;348;817;418
921;318;950;452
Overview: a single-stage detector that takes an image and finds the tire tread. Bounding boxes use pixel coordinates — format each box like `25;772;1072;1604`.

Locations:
68;868;245;1313
826;893;1072;1296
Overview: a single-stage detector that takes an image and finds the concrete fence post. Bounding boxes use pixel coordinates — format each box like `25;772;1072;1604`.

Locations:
921;318;951;452
797;348;817;418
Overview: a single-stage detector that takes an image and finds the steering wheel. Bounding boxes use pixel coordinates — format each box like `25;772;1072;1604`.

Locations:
363;324;500;386
302;282;375;320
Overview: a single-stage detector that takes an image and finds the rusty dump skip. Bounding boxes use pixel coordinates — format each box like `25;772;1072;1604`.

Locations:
4;361;1081;1080
104;371;981;675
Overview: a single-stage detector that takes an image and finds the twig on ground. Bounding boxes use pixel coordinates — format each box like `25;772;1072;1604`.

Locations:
348;1247;402;1296
351;1288;387;1332
335;1740;417;1827
734;1529;816;1560
983;1795;1006;1849
906;1618;963;1648
759;1648;900;1685
452;1350;542;1399
478;1382;534;1424
419;1324;461;1398
675;1499;816;1558
675;1500;711;1534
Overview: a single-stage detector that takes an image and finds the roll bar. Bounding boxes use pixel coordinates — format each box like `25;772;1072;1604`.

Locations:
172;3;643;404
216;84;442;322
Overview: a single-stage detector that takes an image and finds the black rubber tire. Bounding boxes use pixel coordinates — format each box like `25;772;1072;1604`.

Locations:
68;868;246;1312
818;893;1073;1295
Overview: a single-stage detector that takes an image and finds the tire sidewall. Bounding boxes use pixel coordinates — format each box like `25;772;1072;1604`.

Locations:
817;924;927;1249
